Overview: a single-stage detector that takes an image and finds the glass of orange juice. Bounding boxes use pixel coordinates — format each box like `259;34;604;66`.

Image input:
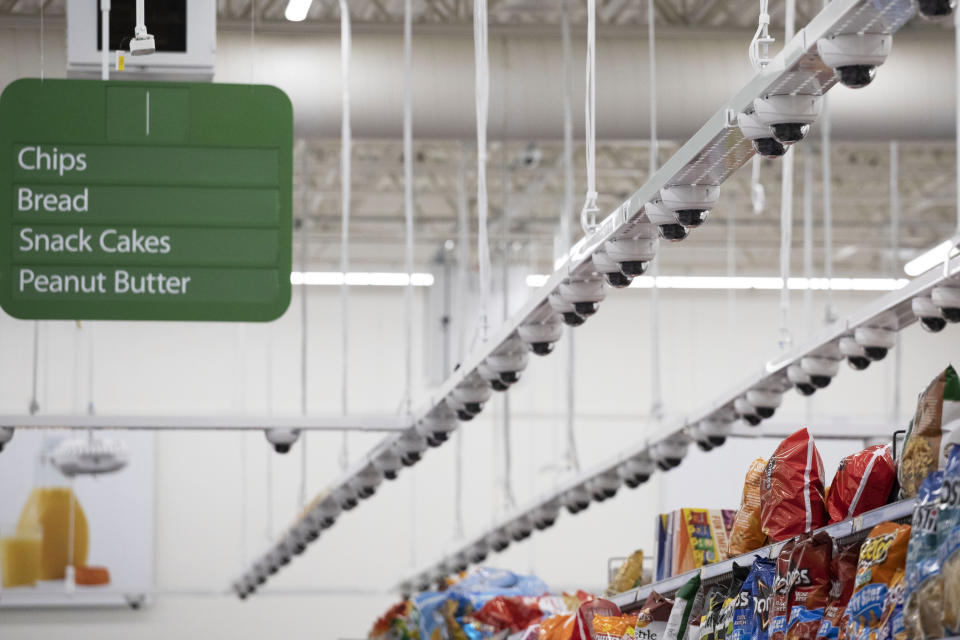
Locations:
0;522;42;589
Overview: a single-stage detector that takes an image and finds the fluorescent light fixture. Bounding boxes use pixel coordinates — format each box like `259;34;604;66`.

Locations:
284;0;313;21
904;240;957;277
525;274;907;292
290;272;434;287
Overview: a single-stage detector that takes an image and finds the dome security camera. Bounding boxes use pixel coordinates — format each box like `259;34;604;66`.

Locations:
738;111;787;158
617;454;656;488
373;448;403;481
549;291;586;327
253;560;269;585
912;296;947;333
645;200;689;242
563;486;591;514
753;93;822;145
659;185;720;229
518;315;564;356
290;523;311;554
414;575;431;592
533;501;561;530
593;250;633;288
312;496;342;530
451;372;492;417
393;429;428;466
608;231;660;278
839;336;871;370
508;515;534;542
787;363;817;396
0;426;13;453
485;337;530;386
488;528;512;553
264;428;300;454
467;540;489;564
450;552;469;573
351;465;383;500
817;33;892;89
264;551;281;575
478;361;511;391
559;276;607;318
416;403;459;447
932;283;960;323
916;0;956;20
853;314;898;361
746;387;784;420
734;397;762;426
800;342;843;389
651;436;690;470
588;471;622;502
334;484;360;511
695;418;734;450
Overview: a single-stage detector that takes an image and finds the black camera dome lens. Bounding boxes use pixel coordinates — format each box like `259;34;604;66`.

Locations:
838;65;877;89
635;473;650;484
500;371;520;384
743;414;762;426
605;271;633;288
321;517;335;528
256;575;266;585
279;555;291;566
667;457;683;468
562;311;586;326
676;209;708;228
456;410;474;421
847;356;870;370
771;122;809;144
624;477;641;488
491;379;510;391
384;469;398;480
464;401;483;414
864;346;887;361
621;260;648;277
274;443;291;454
708;436;727;447
268;564;279;575
942;307;960;322
603;488;617;498
918;0;955;17
574;301;599;317
306;530;319;541
660;223;689;242
657;460;671;471
578;501;590;510
753;137;787;158
697;440;714;452
796;383;817;396
401;452;421;466
358;487;375;499
342;498;358;510
531;342;554;356
810;375;832;388
492;541;509;552
920;316;947;333
472;552;488;563
593;493;606;502
566;504;579;515
432;431;449;444
756;407;776;419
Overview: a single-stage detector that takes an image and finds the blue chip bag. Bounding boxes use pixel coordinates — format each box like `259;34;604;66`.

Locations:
730;556;775;640
939;446;960;634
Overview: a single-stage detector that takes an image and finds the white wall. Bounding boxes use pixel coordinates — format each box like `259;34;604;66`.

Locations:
0;283;957;639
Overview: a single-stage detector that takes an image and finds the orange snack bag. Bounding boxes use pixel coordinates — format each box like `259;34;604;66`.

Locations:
728;458;768;556
75;565;110;586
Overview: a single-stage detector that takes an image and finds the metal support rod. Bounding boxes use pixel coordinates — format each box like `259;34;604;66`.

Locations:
803;144;814;333
779;0;796;350
890;140;901;426
403;0;415;415
338;0;352;469
648;0;663;422
100;0;110;81
821;96;834;323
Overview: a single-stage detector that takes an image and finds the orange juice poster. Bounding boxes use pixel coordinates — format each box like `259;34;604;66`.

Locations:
0;430;153;607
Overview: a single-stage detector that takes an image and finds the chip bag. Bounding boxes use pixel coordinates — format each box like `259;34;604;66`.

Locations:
845;522;911;640
634;591;674;640
904;471;946;640
940;446;960;634
900;365;960;497
717;562;752;640
815;541;860;640
771;539;798;640
541;614;576;640
728;459;768;556
762;429;828;542
608;550;646;597
571;598;622;640
664;572;702;640
594;614;639;640
785;531;834;640
826;445;896;524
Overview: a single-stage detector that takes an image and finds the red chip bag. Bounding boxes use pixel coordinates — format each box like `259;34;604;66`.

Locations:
785;531;833;640
771;538;798;640
824;444;895;524
571;598;622;640
761;428;828;542
472;595;544;633
814;541;860;640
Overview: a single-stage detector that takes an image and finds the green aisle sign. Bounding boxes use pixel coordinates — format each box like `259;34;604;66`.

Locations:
0;78;293;321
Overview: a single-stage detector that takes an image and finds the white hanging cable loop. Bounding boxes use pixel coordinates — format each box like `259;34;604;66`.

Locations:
750;156;765;215
580;0;600;235
803;144;814;333
298;143;309;508
648;0;663;423
948;10;960;279
403;0;415;414
561;0;574;257
748;0;774;72
475;0;491;342
778;0;796;351
338;0;351;470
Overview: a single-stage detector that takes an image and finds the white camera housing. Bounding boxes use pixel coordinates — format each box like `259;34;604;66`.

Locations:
373;447;403;481
334;484;360;511
746;387;783;419
393;429;428;466
659;185;720;229
564;485;591;514
817;34;892;89
417;403;459;447
0;426;13;452
800;342;843;388
931;284;960;323
468;540;489;564
477;361;509;392
488;528;512;552
533;501;562;530
264;428;300;454
913;295;947;333
618;454;656;488
753;94;822;144
605;234;658;278
593;250;631;289
645;201;688;242
738;111;787;158
734;396;761;426
559;276;607;319
652;436;689;470
694;418;733;451
839;336;871;371
351;465;383;499
853;312;898;361
787;363;817;396
485;337;530;385
549;291;585;327
518;316;564;355
508;515;535;541
588;471;622;502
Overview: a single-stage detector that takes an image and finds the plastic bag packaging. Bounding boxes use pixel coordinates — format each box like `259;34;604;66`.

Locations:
900;365;960;497
903;470;945;640
825;444;896;524
716;563;752;640
845;522;911;640
771;539;798;640
739;557;776;640
762;429;828;542
593;614;639;640
472;595;544;633
698;586;727;640
634;591;674;640
608;550;646;597
541;614;575;640
663;572;702;640
571;598;621;640
814;541;860;640
939;446;960;634
785;531;834;640
729;459;768;556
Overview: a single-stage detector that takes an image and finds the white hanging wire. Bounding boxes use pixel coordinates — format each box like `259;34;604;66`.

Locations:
29;321;40;415
580;0;600;234
821;96;835;323
648;0;663;422
748;0;774;72
778;0;796;351
86;323;95;415
338;0;352;470
803;144;814;333
453;146;469;539
474;0;491;342
751;156;765;215
951;11;960;276
890;141;902;426
403;0;415;415
298;142;309;508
